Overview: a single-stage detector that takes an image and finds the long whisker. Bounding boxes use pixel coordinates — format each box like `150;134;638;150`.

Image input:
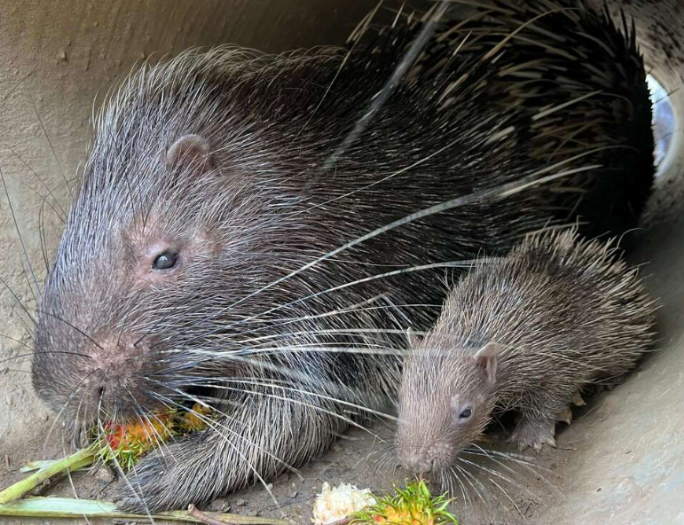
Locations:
149;150;605;360
43;367;101;450
456;462;494;508
489;476;526;521
95;394;157;524
149;259;479;352
1;350;91;365
30;97;74;200
150;392;292;513
153;351;358;395
449;466;471;510
458;456;536;499
0;164;41;301
70;383;89;449
37;197;51;273
160;381;383;441
0;275;37;328
149;388;304;480
37;309;103;350
177;343;405;360
467;444;555;476
221;153;604;319
0;332;33;351
126;389;174;461
59;433;94;525
182;378;397;422
232;298;439;342
221;325;423;348
4;144;69;221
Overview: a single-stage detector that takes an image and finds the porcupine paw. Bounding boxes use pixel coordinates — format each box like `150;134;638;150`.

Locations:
557;406;573;425
556;393;586;425
509;419;557;453
112;446;197;513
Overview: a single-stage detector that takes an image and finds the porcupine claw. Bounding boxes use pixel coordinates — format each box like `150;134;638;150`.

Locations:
554;392;586;425
555;392;586;425
572;392;586;406
557;407;573;425
509;420;557;453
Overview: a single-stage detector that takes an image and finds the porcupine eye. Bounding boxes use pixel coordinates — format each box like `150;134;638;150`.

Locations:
152;250;179;270
459;408;473;420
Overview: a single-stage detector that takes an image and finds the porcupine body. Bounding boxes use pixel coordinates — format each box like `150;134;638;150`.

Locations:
397;228;657;481
30;0;653;512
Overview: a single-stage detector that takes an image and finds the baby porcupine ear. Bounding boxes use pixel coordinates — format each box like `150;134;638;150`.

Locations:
166;134;214;173
474;342;499;386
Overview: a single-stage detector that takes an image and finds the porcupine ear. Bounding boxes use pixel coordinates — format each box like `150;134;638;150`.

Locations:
474;342;499;385
166;134;214;173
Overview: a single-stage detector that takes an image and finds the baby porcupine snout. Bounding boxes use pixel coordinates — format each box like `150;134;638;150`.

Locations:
400;440;456;475
397;334;499;483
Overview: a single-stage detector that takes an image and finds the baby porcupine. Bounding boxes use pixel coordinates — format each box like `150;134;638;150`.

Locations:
397;228;657;479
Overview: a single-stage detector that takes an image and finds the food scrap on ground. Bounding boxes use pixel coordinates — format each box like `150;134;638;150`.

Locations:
313;482;377;524
2;406;460;525
312;480;459;525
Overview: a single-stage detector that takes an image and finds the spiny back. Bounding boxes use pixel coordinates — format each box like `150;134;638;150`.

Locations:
439;229;657;395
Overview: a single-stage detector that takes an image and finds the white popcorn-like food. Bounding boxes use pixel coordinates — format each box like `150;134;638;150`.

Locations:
312;482;376;524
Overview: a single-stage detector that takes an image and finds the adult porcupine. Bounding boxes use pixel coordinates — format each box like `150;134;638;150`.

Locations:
397;228;656;485
31;0;653;512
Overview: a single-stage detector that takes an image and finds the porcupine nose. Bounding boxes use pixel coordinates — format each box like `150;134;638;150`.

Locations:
401;448;439;475
401;439;456;476
86;333;149;410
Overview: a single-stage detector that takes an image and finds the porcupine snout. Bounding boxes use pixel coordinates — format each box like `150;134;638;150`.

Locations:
397;397;459;476
32;319;164;427
80;332;155;412
400;441;455;475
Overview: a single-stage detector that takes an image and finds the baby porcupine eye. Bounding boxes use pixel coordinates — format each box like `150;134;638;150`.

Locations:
453;404;474;425
152;250;179;270
451;396;477;426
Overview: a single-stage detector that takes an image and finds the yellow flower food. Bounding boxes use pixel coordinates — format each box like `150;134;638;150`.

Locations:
350;480;459;525
95;403;215;470
179;403;214;432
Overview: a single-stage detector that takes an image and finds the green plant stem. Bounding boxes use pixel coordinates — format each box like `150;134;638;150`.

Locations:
0;446;97;505
0;497;289;524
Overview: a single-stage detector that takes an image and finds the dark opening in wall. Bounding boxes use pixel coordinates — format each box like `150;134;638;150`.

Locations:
647;74;675;171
